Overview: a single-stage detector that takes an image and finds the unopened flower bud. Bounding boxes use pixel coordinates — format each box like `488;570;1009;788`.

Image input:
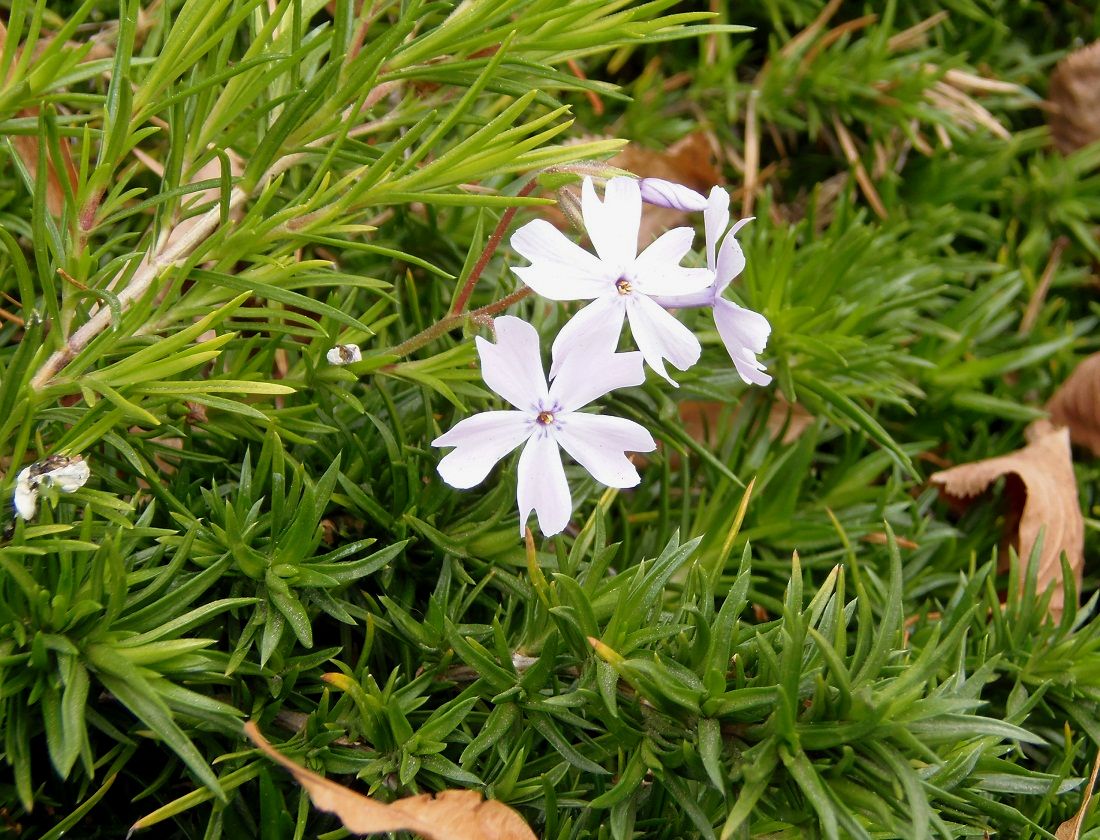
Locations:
638;178;708;211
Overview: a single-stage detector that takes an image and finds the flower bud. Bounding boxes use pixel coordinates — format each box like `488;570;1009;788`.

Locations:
638;178;708;211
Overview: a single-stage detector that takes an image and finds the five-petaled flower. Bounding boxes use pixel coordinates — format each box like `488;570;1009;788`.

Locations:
432;316;656;536
653;186;772;386
510;176;713;386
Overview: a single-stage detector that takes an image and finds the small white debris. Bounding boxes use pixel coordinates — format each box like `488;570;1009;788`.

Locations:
13;455;91;520
326;344;362;366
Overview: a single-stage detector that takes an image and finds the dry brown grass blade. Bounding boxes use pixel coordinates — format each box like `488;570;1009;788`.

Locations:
742;91;760;218
929;425;1084;617
1048;353;1100;457
1049;40;1100;154
778;0;843;59
1056;750;1100;839
831;115;888;219
243;721;537;840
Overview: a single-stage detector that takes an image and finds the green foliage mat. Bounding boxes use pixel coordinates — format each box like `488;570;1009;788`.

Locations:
1;0;1099;837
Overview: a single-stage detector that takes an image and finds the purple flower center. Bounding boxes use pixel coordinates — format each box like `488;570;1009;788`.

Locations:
615;277;632;295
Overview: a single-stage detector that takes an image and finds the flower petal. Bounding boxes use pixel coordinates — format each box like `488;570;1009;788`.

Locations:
713;232;746;294
626;294;702;385
433;411;533;489
549;295;626;379
476;315;549;411
517;432;572;536
633;227;713;296
510;219;612;300
582;176;640;270
703;186;730;272
638;178;708;211
555;413;655;488
551;348;645;412
713;297;772;386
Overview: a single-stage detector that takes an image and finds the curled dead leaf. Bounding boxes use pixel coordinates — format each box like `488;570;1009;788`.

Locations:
1049;41;1100;154
1048;353;1100;457
242;721;537;840
929;425;1084;617
1056;750;1100;839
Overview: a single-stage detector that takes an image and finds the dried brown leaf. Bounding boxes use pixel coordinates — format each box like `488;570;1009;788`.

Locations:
1048;353;1100;457
242;721;537;840
1049;41;1100;154
1056;750;1100;840
10;108;78;218
929;426;1084;616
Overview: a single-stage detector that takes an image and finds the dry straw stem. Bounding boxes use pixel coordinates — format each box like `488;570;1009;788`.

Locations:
243;721;536;840
31;143;323;390
831;115;887;219
1020;236;1069;335
930;424;1084;618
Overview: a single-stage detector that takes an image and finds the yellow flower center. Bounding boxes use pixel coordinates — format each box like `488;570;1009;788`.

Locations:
537;411;555;426
615;278;632;295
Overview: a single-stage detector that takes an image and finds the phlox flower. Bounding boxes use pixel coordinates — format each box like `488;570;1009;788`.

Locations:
432;316;655;536
654;186;772;386
509;176;713;386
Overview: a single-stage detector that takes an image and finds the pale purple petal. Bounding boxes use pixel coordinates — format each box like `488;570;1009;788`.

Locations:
638;178;707;211
632;226;713;296
729;217;754;237
625;294;702;386
632;226;691;277
549;295;626;379
582;176;640;270
703;186;730;272
511;263;611;301
713;232;746;294
732;355;772;386
550;349;645;412
713;297;772;386
517;432;572;536
476;316;549;411
555;413;655;488
433;411;533;488
634;266;714;298
510;219;613;300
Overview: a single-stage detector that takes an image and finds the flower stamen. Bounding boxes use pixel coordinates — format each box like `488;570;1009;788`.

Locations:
536;411;555;425
615;278;632;295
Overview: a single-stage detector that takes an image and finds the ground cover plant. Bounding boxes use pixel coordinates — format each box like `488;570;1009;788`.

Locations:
2;0;1100;837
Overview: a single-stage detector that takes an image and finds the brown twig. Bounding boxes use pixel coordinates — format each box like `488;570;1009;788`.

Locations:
741;90;760;218
831;114;888;219
449;179;538;316
1020;236;1069;335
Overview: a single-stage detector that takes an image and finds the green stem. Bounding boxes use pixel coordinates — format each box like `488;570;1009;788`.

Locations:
387;286;533;359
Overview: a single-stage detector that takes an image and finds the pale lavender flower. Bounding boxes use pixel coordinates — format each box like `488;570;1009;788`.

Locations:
638;178;708;211
654;186;772;386
509;176;713;386
432;316;655;536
